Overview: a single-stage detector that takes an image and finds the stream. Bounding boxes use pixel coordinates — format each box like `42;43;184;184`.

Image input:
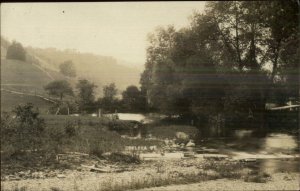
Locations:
114;113;299;174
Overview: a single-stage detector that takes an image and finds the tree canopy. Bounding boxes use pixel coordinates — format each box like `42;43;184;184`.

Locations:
76;79;97;112
6;41;26;61
59;60;76;77
140;1;299;123
122;85;146;112
98;83;118;112
44;80;74;100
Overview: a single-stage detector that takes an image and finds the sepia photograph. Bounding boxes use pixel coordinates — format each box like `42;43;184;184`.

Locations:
1;1;299;190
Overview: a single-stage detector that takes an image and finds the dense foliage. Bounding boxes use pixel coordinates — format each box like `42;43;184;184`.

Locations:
6;41;26;61
122;85;147;112
76;79;97;113
44;80;74;100
1;103;45;156
140;1;299;125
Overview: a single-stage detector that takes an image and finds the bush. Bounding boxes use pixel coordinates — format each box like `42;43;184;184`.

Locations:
65;121;77;137
244;171;271;183
89;146;103;158
105;152;141;164
1;103;45;155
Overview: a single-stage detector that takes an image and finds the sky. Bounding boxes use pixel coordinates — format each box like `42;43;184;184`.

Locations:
1;2;206;66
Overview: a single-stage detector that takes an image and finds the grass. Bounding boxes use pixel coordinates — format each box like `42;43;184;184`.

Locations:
244;171;271;183
1;91;53;114
1;114;163;176
202;159;272;183
1;59;53;94
41;115;163;153
99;172;206;191
202;160;245;179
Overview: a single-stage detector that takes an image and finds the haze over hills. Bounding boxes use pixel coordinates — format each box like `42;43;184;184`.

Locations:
1;36;143;112
1;37;143;97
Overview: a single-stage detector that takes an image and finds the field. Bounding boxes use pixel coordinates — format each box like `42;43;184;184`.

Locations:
1;91;54;113
1;59;65;95
0;114;164;176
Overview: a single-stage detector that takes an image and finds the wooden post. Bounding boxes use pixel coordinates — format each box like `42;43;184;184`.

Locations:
98;108;102;118
55;107;60;115
67;107;70;115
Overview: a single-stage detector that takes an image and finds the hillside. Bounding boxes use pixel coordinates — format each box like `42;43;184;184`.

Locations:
1;59;65;95
1;90;53;113
1;37;143;113
26;47;142;96
0;58;66;113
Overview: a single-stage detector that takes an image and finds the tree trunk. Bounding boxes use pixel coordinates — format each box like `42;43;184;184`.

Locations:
271;40;281;83
55;107;60;115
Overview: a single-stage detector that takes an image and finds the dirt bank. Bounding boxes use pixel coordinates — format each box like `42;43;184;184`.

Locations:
1;157;299;191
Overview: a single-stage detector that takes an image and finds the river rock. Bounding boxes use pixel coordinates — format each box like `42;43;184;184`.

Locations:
241;158;257;162
180;143;185;148
176;132;189;140
57;174;66;178
186;140;195;147
9;176;21;181
171;143;180;148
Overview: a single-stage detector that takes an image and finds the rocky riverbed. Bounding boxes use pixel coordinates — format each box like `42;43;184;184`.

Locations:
2;155;299;191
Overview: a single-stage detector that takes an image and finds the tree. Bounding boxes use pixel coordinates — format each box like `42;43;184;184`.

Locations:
44;80;73;100
141;1;298;128
59;60;76;77
122;85;146;112
103;83;118;100
76;79;97;112
140;26;178;115
6;41;26;61
98;83;118;112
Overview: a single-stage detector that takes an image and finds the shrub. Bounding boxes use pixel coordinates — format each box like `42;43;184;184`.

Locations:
89;146;103;158
65;121;77;137
244;171;271;183
105;152;141;164
1;103;45;154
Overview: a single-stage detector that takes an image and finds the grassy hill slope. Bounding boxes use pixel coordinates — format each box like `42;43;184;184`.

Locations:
0;59;67;113
1;36;142;113
27;47;142;96
1;90;53;113
1;59;64;95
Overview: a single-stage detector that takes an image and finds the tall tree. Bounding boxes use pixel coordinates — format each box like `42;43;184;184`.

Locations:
122;85;146;112
103;83;118;100
6;41;26;61
98;83;118;112
76;79;97;112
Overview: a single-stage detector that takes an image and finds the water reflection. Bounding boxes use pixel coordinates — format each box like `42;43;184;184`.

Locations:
258;158;300;173
196;129;299;173
263;133;298;153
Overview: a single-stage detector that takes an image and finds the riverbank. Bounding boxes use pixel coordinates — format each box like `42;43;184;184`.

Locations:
2;156;299;191
137;172;299;191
